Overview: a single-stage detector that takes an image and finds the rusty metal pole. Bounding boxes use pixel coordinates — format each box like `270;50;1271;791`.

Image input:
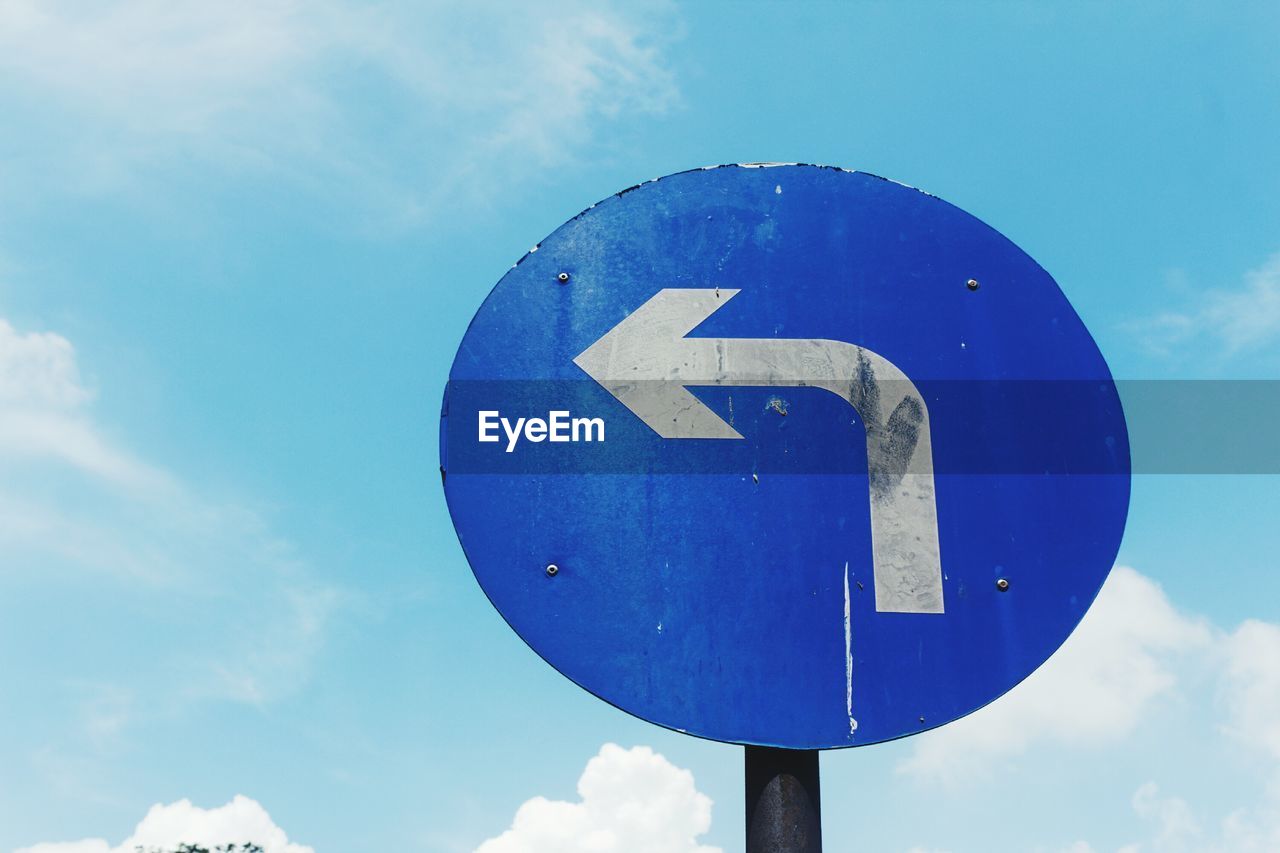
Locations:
745;746;822;852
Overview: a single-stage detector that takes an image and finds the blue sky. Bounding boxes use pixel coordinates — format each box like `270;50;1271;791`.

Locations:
1;1;1278;851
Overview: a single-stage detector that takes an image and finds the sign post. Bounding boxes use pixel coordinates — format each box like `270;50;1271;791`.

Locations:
745;747;822;853
441;164;1130;848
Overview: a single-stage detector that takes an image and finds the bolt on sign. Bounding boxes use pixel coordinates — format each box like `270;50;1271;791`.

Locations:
441;164;1130;750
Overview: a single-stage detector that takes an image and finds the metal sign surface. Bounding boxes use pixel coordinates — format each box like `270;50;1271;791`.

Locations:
441;164;1130;749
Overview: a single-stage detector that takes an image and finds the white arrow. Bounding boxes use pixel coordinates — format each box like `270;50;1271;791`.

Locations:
574;288;944;615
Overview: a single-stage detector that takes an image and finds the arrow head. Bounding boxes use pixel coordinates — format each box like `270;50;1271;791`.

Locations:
574;289;744;439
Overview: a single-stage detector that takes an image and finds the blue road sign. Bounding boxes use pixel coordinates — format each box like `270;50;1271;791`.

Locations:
441;164;1130;749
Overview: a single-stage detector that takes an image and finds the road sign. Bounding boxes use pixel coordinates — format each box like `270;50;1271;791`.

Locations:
441;164;1130;749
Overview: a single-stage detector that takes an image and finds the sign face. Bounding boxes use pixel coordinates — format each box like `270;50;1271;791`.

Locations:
441;165;1130;749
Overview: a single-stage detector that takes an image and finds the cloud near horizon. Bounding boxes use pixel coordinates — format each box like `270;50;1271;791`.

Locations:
474;743;721;853
12;795;313;853
899;567;1280;852
896;567;1213;783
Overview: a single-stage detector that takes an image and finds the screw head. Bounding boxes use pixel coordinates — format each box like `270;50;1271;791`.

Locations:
557;272;570;284
996;577;1010;592
966;278;980;291
545;564;559;577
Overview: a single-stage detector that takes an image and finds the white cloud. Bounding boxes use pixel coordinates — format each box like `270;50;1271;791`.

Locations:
1089;777;1280;853
1132;253;1280;361
0;318;91;408
1126;782;1203;851
0;311;340;728
1219;619;1280;761
0;316;171;493
897;567;1212;783
1216;778;1280;853
13;794;312;853
0;0;680;219
475;743;721;853
1202;254;1280;354
896;565;1280;853
1116;617;1280;853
